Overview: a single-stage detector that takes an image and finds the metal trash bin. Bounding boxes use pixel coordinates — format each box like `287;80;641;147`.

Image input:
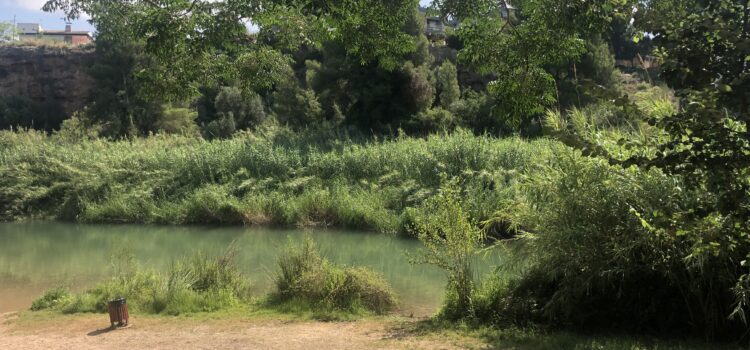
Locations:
108;298;129;327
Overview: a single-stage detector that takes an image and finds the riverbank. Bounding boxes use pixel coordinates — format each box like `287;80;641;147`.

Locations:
0;311;735;350
0;129;562;233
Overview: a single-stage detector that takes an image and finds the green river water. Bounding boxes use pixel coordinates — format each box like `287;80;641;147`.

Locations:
0;222;507;315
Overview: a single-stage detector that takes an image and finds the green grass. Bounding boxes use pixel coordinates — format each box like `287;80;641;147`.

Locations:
267;236;396;319
31;244;252;316
0;128;565;233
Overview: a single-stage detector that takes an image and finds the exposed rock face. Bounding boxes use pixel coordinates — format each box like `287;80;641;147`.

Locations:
0;45;95;116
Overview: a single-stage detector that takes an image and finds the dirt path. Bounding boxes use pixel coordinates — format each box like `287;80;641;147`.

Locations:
0;312;487;350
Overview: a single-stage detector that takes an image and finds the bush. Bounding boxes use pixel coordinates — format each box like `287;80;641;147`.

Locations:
30;287;72;311
410;108;458;133
155;104;199;136
272;236;396;315
214;87;266;130
473;152;745;338
409;178;486;320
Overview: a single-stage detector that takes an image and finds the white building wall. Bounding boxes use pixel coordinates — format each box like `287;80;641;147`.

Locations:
17;23;42;34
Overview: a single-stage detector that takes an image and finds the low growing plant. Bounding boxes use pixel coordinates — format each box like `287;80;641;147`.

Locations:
409;177;487;320
31;244;251;315
271;235;396;315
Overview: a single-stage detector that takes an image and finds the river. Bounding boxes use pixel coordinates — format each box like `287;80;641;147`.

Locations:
0;222;507;315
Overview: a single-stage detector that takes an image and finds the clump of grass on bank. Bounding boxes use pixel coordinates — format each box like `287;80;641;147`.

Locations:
0;128;561;234
31;244;251;315
30;287;73;311
269;236;396;317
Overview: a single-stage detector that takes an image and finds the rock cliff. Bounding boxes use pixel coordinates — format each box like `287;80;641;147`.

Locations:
0;45;95;117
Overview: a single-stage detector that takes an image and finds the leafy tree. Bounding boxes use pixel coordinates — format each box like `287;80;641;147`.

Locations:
449;90;495;131
272;71;324;128
434;0;635;130
411;107;458;133
214;87;266;130
82;39;166;137
436;61;461;108
401;62;435;114
304;39;433;131
44;0;420;100
203;114;237;139
578;36;616;88
627;0;750;332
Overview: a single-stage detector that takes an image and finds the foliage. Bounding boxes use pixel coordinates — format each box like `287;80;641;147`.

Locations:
436;61;461;109
214;87;266;130
55;111;103;142
271;235;396;315
272;73;324;128
303;40;432;131
155;104;199;136
202;114;237;140
578;36;617;89
400;61;435;113
409;178;486;320
627;0;750;335
81;39;167;137
32;244;251;315
30;287;72;311
0;129;560;233
468;146;747;338
449;90;495;132
438;0;635;130
198;86;266;138
411;108;458;133
0;96;67;132
43;0;420;100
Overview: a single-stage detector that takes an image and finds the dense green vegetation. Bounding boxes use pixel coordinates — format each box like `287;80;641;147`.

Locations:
3;0;748;345
32;244;251;315
270;236;396;316
31;238;396;318
0;129;563;233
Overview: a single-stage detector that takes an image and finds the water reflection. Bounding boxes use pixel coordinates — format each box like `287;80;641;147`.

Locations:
0;222;506;315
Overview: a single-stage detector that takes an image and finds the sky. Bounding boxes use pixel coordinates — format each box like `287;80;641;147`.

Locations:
0;0;94;32
1;0;433;34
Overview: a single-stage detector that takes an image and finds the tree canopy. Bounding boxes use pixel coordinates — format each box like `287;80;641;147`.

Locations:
43;0;419;99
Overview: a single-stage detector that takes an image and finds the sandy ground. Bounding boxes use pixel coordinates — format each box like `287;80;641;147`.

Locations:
0;312;487;350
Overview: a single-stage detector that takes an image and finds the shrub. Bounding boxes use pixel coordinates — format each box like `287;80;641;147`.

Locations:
30;287;72;311
411;108;458;133
475;152;745;338
409;178;486;320
272;236;396;315
155;104;199;136
214;87;266;130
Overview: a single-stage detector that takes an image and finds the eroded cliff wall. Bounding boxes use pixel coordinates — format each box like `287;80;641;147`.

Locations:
0;45;95;117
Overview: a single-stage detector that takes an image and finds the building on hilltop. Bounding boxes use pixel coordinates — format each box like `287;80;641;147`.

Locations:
16;23;93;46
418;3;515;43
